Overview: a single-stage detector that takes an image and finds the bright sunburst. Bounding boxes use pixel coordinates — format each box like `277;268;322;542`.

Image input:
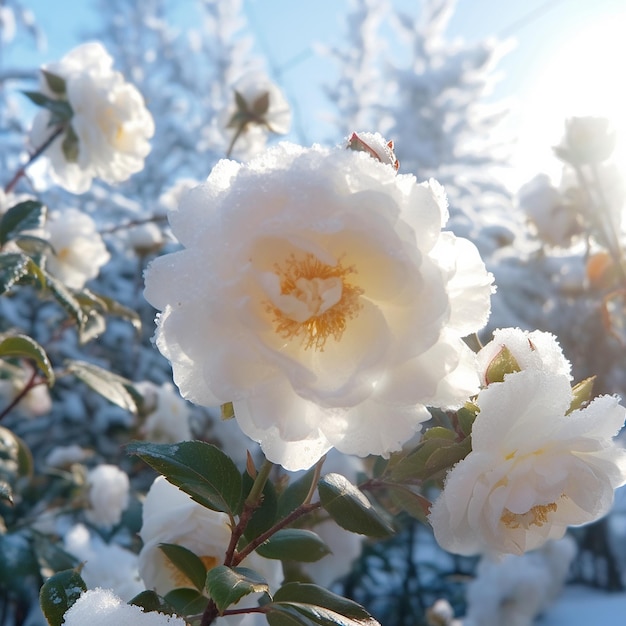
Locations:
513;12;626;187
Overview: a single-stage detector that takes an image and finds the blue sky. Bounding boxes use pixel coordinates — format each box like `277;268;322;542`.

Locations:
4;0;626;188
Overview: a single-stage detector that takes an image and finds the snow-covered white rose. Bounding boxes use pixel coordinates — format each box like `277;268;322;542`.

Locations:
135;381;192;443
429;370;626;555
138;477;282;599
64;524;143;601
62;588;185;626
86;464;130;528
477;327;572;385
144;141;493;470
33;207;110;289
30;42;154;194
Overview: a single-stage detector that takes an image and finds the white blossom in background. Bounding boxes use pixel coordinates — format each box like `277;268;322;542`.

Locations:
62;588;185;626
0;369;51;418
138;477;282;601
29;41;154;194
426;598;462;626
135;380;192;443
126;221;164;256
463;536;577;626
429;370;626;555
476;327;572;384
44;444;92;468
517;173;580;248
218;71;291;159
34;207;110;290
144;141;493;471
64;524;143;601
86;464;130;529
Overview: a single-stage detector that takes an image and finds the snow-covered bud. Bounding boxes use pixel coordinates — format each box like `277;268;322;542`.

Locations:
85;464;130;528
554;116;616;166
346;131;399;171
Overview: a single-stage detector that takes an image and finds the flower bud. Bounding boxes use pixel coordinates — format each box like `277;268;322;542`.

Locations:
346;131;399;170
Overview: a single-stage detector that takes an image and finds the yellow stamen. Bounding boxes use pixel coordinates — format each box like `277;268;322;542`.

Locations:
500;502;558;530
267;253;363;351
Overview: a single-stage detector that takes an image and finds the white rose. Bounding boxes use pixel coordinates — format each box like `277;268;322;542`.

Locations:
37;207;110;290
62;588;185;626
135;381;192;443
476;327;572;384
86;464;130;529
138;477;282;600
429;370;626;555
64;523;143;601
30;41;154;194
144;141;493;471
220;72;291;159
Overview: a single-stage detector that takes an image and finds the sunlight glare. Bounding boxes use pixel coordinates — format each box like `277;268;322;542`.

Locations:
514;12;626;189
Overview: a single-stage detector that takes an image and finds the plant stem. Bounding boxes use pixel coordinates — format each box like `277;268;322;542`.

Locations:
4;125;65;194
225;123;246;159
0;368;39;422
223;458;274;566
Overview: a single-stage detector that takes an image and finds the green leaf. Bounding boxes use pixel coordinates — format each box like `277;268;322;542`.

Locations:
205;565;269;614
256;529;331;562
456;404;477;437
41;70;66;95
0;252;32;293
159;543;208;592
318;473;393;538
387;485;431;524
126;440;243;516
0;200;46;246
568;376;596;414
267;604;316;626
484;345;521;384
273;583;380;626
42;271;88;337
277;467;316;518
31;530;78;573
422;426;457;442
243;470;277;541
66;360;138;414
62;125;79;163
22;91;73;121
0;426;34;481
163;588;208;617
80;290;142;333
129;590;177;616
39;568;87;626
0;334;55;385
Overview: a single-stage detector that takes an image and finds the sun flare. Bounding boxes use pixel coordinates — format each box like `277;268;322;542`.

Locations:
515;12;626;187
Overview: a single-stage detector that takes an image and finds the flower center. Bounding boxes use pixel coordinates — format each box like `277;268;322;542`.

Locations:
265;253;364;350
500;502;558;530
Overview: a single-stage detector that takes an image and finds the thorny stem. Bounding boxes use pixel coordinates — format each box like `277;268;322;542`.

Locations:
4;125;65;194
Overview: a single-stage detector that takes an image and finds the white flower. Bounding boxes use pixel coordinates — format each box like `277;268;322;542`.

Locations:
220;72;291;159
463;536;577;626
64;523;143;601
86;464;130;529
517;174;580;247
45;444;92;468
144;141;493;471
62;588;185;626
30;41;154;194
38;207;110;290
138;477;282;599
135;381;192;443
429;370;626;555
476;327;572;385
